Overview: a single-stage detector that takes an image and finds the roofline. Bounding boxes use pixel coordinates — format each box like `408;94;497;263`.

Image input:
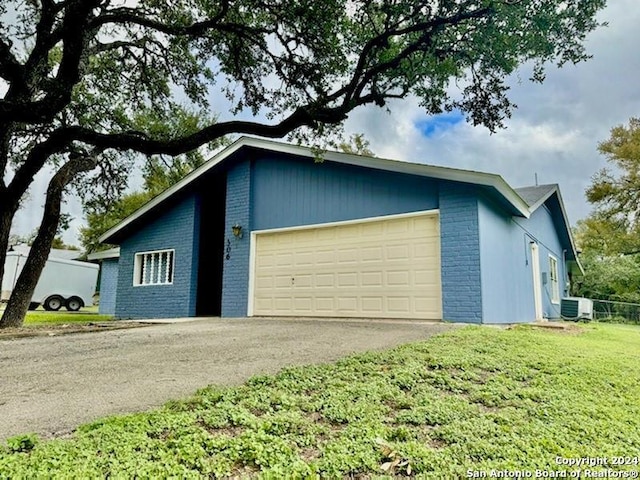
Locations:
100;137;532;243
527;184;583;275
87;247;120;260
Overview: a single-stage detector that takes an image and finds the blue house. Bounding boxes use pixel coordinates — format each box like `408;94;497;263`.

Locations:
96;137;581;324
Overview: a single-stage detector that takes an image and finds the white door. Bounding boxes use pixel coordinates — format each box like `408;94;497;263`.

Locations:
530;242;543;320
250;212;442;319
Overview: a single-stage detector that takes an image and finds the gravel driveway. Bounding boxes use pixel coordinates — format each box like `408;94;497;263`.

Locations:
0;317;453;442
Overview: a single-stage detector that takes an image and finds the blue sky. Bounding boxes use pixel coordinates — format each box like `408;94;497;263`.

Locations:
415;112;465;137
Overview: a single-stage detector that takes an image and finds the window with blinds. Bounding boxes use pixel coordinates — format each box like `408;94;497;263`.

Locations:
133;249;175;286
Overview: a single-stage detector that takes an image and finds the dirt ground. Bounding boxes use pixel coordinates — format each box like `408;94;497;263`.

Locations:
0;321;150;339
0;317;455;442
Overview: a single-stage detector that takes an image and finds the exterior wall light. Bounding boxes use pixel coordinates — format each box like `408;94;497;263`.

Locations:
232;224;243;239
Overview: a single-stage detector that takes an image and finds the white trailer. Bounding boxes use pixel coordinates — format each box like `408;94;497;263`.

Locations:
1;252;99;311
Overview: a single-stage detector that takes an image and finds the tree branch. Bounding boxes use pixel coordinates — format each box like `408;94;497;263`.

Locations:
0;39;23;82
0;0;102;123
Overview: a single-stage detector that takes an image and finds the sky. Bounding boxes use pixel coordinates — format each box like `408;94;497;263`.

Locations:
10;0;640;246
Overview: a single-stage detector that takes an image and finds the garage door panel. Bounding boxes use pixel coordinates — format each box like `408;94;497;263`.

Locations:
337;272;358;287
387;297;411;313
253;212;442;319
294;252;314;266
315;250;335;264
386;270;410;286
294;297;313;311
314;297;335;312
315;273;335;288
361;297;383;312
336;297;357;312
361;272;383;287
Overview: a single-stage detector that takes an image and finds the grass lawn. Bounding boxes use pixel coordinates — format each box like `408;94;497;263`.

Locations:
1;323;639;478
23;310;113;326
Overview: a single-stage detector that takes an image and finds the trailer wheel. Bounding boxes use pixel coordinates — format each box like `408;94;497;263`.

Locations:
43;295;64;311
28;302;40;311
65;296;84;312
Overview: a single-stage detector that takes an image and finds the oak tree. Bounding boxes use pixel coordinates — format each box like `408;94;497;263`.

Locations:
0;0;605;326
573;118;640;303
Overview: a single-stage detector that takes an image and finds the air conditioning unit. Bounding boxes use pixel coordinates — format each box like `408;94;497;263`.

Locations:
560;297;593;321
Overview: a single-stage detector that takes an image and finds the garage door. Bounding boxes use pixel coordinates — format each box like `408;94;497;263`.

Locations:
250;211;442;319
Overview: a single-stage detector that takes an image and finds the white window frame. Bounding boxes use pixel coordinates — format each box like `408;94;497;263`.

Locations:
548;254;560;304
133;249;175;286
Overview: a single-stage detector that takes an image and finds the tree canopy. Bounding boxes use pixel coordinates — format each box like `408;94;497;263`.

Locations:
584;117;640;254
573;117;640;304
0;0;606;326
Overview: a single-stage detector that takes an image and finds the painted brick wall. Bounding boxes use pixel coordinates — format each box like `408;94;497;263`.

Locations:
98;258;118;315
439;183;483;323
221;160;251;317
115;195;200;319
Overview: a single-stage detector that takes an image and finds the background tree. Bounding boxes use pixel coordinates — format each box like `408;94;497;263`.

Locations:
0;0;606;327
338;134;376;157
584;117;640;253
573;117;640;303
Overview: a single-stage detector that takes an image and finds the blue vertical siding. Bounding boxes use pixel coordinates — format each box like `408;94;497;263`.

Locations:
478;196;568;323
98;258;118;315
115;195;200;319
439;183;482;324
251;155;439;230
520;205;567;319
478;198;534;323
221;161;252;317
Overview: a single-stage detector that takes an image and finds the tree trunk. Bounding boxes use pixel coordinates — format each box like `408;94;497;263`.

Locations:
0;198;20;305
0;156;98;328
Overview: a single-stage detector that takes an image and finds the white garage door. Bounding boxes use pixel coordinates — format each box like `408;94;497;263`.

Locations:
250;211;442;319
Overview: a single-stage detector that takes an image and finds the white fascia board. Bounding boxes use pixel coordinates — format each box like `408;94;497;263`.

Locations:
99;136;531;243
87;247;121;261
551;188;584;275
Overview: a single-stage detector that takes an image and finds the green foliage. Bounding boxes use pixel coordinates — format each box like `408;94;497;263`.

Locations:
337;134;375;157
4;435;38;454
588;118;640;217
573;253;640;303
575;118;640;302
80;191;154;253
1;325;640;477
582;118;640;256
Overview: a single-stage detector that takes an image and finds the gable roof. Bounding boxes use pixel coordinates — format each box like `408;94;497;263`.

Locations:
515;184;557;209
515;183;583;274
99;136;532;243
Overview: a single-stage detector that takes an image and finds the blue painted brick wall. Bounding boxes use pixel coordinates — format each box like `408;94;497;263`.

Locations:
221;160;252;317
115;195;200;319
439;183;483;323
98;258;118;315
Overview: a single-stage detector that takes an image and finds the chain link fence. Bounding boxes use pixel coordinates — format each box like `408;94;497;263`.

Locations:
592;299;640;325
